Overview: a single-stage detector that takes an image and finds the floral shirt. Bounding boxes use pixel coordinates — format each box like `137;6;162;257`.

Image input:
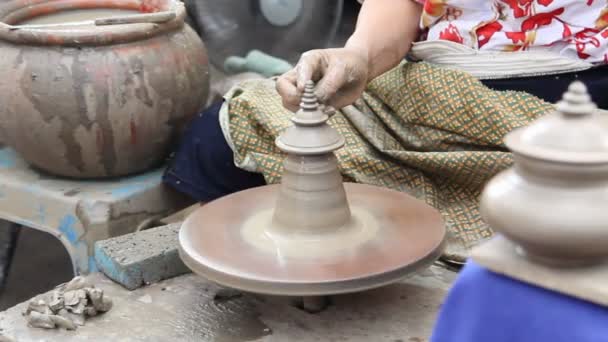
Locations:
413;0;608;64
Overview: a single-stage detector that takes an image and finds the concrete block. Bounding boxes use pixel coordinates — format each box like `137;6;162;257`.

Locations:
94;223;190;290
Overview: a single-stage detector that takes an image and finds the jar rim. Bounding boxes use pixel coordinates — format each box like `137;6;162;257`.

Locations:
0;0;185;46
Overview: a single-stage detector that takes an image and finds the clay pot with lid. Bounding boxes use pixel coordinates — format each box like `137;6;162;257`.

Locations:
0;0;209;178
480;82;608;266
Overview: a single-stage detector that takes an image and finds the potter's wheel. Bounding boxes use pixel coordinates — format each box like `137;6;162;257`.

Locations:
180;184;445;296
178;81;446;297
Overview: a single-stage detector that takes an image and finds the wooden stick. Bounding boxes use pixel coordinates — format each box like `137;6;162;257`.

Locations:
7;11;175;30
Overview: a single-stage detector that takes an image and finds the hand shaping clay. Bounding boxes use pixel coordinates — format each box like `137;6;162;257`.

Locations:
178;81;446;304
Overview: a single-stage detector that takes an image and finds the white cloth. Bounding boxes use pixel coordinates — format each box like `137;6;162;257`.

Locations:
356;0;608;65
409;40;593;79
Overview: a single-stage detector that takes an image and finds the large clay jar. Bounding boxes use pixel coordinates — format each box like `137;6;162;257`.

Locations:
480;82;608;266
0;0;209;178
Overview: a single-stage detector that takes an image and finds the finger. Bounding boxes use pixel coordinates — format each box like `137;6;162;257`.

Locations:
315;60;347;104
296;51;322;91
276;70;300;112
276;69;298;98
326;89;361;110
319;104;337;117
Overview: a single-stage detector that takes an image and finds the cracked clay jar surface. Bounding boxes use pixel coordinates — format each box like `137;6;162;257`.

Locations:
0;0;209;178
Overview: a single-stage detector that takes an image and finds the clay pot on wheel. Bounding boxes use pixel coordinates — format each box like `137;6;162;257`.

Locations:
0;0;209;178
480;82;608;266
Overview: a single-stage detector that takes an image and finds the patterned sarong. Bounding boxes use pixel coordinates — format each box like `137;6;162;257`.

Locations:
221;62;554;262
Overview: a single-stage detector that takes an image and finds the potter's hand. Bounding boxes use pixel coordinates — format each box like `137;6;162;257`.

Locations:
276;47;369;113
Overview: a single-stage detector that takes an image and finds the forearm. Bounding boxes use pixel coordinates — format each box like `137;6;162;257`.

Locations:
345;0;422;80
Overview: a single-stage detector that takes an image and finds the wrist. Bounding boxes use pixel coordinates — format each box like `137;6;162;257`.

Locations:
344;36;372;79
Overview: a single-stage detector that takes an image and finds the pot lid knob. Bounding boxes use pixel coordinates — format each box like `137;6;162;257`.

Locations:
505;81;608;163
555;81;596;117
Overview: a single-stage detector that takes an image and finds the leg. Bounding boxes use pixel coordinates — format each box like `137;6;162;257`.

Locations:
163;102;266;203
0;221;20;293
481;65;608;108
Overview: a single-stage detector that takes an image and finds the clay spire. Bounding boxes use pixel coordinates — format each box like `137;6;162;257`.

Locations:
275;80;344;155
294;81;329;124
272;80;351;233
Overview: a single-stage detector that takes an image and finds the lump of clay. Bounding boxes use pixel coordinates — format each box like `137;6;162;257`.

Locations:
48;292;64;313
23;276;112;330
63;289;86;307
86;287;112;312
63;276;90;292
25;299;51;316
26;311;55;329
58;309;85;326
49;315;77;330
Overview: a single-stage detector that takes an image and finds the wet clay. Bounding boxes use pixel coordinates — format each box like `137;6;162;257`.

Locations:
23;276;113;330
241;205;379;260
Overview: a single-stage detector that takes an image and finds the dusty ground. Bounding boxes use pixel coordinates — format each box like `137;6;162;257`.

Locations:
0;265;456;341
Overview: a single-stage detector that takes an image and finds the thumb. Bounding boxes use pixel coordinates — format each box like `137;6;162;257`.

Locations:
315;60;347;104
296;51;322;92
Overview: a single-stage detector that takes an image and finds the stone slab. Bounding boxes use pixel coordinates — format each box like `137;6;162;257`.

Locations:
471;236;608;307
94;223;190;290
0;265;456;341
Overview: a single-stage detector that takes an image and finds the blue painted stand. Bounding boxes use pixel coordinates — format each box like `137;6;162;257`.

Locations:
0;147;183;275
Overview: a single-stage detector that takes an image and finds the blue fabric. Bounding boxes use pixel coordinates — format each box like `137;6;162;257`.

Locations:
482;64;608;108
162;101;265;202
431;261;608;342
